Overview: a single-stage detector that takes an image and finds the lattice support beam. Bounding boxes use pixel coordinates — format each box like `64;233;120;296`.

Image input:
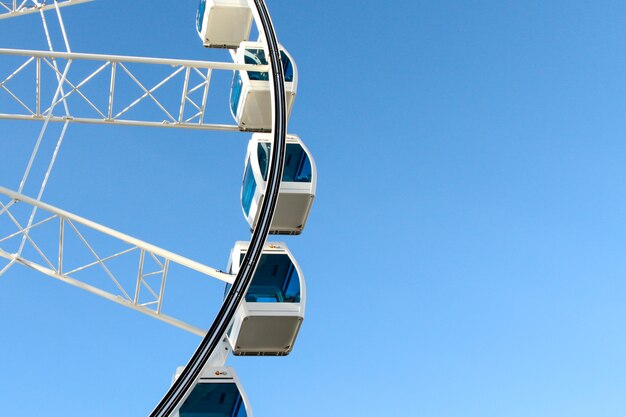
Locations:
0;48;268;130
0;0;92;20
0;186;235;336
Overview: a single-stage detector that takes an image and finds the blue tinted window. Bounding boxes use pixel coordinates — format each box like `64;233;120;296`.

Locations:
244;48;294;82
244;48;268;81
257;143;269;179
280;51;294;82
246;253;300;303
241;162;256;216
230;71;243;116
225;252;301;303
196;0;206;33
180;382;247;417
257;143;312;183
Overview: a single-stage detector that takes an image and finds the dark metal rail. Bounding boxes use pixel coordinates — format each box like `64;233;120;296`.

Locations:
148;0;287;416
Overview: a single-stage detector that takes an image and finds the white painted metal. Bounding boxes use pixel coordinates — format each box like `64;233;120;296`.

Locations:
9;1;74;276
226;241;305;356
0;0;92;20
0;48;269;131
204;336;232;368
243;133;317;234
1;0;306;414
230;41;297;131
197;0;253;48
0;186;236;336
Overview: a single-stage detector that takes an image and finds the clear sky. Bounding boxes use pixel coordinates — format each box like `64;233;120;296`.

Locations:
1;1;626;416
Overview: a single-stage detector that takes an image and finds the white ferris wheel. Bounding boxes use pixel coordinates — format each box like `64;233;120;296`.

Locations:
0;1;317;416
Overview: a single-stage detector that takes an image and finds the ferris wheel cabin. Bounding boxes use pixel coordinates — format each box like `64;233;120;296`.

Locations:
226;241;305;356
196;0;253;48
173;366;252;417
241;133;316;235
230;42;297;131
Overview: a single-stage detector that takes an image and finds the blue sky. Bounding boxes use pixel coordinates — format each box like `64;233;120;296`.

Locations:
1;1;626;416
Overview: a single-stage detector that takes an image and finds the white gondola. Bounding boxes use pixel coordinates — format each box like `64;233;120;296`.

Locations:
230;41;297;131
173;366;252;417
241;133;316;235
196;0;253;48
225;241;305;356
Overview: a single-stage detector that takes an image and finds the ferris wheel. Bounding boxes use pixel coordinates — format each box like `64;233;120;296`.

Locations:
0;1;316;416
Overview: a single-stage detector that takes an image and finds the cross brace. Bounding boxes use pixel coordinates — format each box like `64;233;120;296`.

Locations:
0;48;268;131
0;186;236;336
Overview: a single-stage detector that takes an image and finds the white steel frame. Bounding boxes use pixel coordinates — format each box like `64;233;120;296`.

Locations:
0;0;91;20
0;2;268;337
1;0;297;415
0;186;235;336
0;48;269;130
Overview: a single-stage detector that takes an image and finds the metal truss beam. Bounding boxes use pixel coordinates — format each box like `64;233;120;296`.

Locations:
0;186;235;336
0;48;268;131
0;0;92;20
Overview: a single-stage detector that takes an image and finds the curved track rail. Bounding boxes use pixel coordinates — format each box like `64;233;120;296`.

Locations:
148;1;287;415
